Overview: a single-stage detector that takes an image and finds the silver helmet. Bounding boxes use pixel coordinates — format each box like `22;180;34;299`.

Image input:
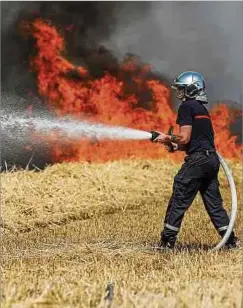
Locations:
171;71;208;103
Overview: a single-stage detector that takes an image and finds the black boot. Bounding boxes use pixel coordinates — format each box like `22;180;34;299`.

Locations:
157;239;175;250
225;235;239;249
219;230;240;249
157;232;177;250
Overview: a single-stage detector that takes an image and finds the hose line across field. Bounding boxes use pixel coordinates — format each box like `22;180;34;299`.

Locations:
212;153;238;251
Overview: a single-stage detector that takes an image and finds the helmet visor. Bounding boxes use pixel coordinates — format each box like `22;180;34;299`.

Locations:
171;84;185;99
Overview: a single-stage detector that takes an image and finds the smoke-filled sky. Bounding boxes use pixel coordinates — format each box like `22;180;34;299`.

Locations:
1;1;242;168
104;2;243;105
1;1;243;105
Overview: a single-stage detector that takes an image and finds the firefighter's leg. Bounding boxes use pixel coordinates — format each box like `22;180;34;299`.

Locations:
200;176;238;247
160;169;201;248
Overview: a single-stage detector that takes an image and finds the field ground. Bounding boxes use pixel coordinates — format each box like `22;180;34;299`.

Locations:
1;159;242;307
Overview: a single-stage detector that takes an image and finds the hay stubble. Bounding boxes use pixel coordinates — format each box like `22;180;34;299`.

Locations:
1;159;242;307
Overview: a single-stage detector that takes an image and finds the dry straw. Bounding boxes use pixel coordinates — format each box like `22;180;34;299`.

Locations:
2;159;242;307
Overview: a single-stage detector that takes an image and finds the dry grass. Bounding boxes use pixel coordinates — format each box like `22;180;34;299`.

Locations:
1;159;242;307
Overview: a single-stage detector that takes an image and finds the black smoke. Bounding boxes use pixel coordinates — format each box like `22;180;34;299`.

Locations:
1;1;153;102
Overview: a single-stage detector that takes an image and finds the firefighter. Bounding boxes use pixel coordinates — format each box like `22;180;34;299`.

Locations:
152;71;238;249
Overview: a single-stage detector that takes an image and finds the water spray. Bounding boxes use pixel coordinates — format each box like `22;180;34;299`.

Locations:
1;113;152;142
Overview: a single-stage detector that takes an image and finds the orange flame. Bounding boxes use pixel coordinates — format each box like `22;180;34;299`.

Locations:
23;19;242;162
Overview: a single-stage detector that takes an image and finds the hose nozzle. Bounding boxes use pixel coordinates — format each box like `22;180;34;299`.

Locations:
150;131;160;142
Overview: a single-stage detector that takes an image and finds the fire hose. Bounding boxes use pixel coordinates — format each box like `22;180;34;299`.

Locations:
212;153;237;251
150;130;237;251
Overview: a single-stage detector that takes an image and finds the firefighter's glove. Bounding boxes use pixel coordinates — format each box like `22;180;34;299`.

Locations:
164;142;178;152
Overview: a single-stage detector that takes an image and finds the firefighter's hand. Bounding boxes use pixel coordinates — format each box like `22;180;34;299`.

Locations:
153;132;168;143
164;142;178;152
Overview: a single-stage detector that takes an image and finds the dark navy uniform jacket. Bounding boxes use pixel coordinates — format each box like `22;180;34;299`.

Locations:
176;99;216;154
